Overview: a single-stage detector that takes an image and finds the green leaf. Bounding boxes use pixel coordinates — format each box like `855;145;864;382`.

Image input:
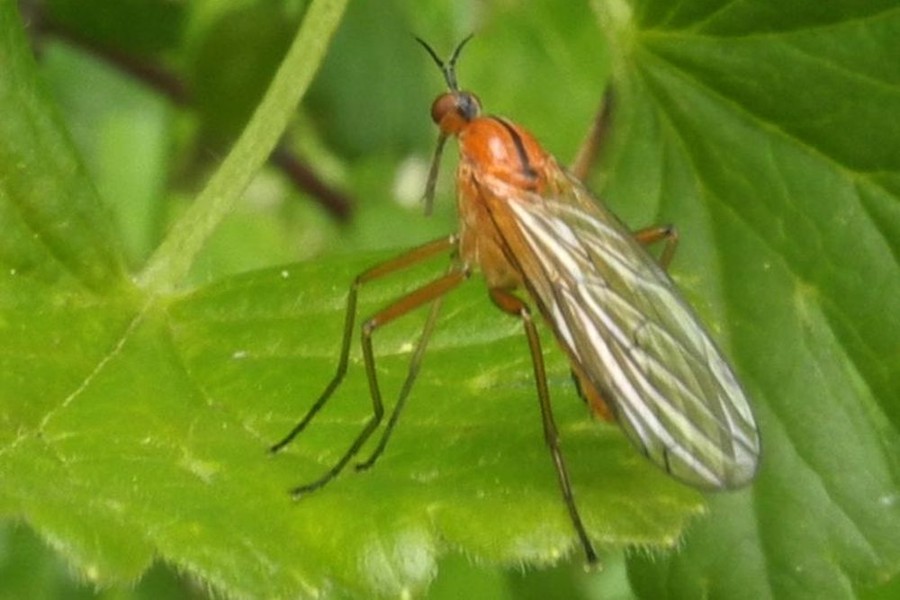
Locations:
0;8;125;292
4;0;899;598
4;0;697;597
592;1;900;597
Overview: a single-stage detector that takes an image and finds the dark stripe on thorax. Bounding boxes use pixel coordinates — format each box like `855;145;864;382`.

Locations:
489;116;538;181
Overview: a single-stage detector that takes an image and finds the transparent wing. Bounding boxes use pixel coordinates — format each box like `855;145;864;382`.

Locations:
481;171;760;489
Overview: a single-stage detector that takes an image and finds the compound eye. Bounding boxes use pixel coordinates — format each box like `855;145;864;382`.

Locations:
430;93;457;125
429;92;482;135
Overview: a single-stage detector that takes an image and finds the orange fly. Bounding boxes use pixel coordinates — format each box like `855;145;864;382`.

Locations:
271;36;761;564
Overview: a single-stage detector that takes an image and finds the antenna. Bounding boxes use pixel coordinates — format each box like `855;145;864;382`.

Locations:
414;35;474;91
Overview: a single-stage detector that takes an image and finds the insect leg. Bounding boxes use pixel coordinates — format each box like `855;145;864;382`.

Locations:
270;235;457;456
489;288;599;566
570;363;614;422
633;224;679;270
568;86;678;269
289;266;469;498
355;270;448;472
570;86;614;181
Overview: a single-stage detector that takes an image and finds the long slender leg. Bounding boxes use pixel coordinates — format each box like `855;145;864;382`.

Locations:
568;88;678;272
355;272;449;471
489;288;599;566
570;86;614;181
567;87;677;273
633;224;679;270
270;235;457;454
289;267;469;498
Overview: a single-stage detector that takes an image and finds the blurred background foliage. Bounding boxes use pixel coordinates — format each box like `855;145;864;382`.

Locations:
7;0;618;597
5;0;900;597
26;0;607;276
